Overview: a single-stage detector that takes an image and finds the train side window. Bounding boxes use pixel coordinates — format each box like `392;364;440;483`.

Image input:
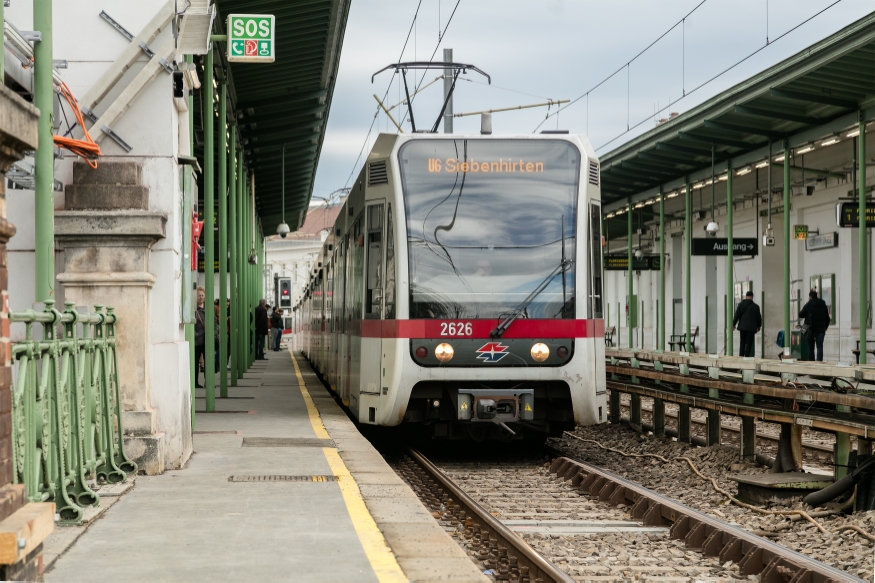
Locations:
365;204;384;318
385;204;396;319
589;202;603;319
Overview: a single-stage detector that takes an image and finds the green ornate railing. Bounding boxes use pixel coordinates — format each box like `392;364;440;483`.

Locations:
9;301;136;524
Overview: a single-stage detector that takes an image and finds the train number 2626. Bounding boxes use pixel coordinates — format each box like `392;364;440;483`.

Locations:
440;322;473;336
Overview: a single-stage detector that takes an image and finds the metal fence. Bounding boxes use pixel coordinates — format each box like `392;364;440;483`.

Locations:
9;301;136;523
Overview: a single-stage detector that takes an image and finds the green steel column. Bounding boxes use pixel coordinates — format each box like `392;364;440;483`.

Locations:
186;54;196;429
203;47;216;411
783;140;791;357
218;82;228;399
247;176;255;366
659;187;665;351
238;166;247;373
34;0;54;302
726;160;734;356
229;128;238;385
685;181;692;352
859;113;868;364
627;200;633;348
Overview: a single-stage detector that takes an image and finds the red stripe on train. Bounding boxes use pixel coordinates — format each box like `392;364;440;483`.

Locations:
359;319;604;339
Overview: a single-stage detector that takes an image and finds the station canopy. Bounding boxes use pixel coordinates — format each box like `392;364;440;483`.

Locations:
599;12;875;215
215;0;350;235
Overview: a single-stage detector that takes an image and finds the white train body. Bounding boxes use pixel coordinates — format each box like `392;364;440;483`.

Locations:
296;133;606;439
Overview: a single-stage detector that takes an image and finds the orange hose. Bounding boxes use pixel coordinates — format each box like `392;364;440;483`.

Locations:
53;82;101;169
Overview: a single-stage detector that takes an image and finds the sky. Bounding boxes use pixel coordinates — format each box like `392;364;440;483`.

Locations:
311;0;875;205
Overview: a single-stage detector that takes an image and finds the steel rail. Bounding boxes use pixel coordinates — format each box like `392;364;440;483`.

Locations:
407;448;573;583
547;455;864;582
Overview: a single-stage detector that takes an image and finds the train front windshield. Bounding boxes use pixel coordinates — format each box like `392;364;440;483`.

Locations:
399;139;580;320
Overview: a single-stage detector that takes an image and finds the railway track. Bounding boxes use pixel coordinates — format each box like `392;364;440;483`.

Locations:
393;447;863;583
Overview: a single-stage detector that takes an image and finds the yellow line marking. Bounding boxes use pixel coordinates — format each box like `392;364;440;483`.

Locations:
323;447;407;583
289;352;406;582
291;352;330;440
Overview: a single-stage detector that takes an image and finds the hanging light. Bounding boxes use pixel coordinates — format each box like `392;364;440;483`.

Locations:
277;143;290;238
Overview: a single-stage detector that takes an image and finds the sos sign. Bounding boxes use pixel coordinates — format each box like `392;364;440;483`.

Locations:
227;15;275;63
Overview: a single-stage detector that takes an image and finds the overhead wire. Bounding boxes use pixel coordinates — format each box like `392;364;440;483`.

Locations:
398;0;462;127
593;0;844;152
533;0;709;134
343;0;424;189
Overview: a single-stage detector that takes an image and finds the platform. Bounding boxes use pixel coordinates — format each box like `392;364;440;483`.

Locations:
44;351;485;582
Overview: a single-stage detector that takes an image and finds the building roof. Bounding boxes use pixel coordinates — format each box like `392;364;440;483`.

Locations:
265;202;341;242
599;11;875;214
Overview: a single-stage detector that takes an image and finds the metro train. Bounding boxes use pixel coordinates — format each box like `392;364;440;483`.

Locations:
295;131;606;439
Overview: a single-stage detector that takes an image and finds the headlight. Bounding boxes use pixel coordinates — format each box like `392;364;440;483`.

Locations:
531;343;550;362
435;343;454;362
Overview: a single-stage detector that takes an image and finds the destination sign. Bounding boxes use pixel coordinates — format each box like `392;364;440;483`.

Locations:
427;158;545;174
691;238;758;256
604;254;662;271
836;201;875;228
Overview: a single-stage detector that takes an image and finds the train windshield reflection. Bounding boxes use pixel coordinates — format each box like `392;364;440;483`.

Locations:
398;139;580;320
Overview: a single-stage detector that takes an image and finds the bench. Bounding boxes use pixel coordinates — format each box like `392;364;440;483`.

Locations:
852;339;875;364
604;326;616;347
668;326;699;353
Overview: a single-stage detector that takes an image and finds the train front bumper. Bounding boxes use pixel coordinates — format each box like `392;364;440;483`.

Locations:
454;389;534;423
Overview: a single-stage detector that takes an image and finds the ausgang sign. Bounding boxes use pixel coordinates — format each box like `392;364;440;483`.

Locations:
227;14;275;63
692;238;758;256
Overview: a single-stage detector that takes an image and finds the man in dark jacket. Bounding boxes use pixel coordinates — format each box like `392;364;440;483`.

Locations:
270;308;283;351
733;290;762;358
194;287;206;387
799;290;830;361
255;299;269;360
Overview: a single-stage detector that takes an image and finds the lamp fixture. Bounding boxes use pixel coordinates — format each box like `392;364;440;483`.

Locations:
276;144;290;238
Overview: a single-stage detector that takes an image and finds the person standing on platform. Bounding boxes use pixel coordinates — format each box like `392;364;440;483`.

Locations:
270;308;283;351
799;289;830;361
194;287;206;388
255;299;269;360
733;290;761;358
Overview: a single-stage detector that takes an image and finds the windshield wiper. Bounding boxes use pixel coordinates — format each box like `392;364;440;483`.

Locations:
490;259;573;338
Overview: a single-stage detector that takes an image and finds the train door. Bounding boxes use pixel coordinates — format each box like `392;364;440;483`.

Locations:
348;214;365;414
334;243;345;394
589;201;607;416
340;234;352;405
380;203;397;419
358;201;385;423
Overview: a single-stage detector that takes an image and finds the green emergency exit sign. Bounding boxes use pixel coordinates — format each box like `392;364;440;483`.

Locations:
227;14;275;63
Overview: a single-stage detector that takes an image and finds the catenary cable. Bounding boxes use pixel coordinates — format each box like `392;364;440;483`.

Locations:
533;0;709;134
593;0;844;151
343;1;425;189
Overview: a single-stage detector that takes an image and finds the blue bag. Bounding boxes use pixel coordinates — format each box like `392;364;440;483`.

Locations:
776;330;785;348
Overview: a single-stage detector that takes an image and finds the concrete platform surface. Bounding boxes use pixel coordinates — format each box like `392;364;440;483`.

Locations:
45;350;486;582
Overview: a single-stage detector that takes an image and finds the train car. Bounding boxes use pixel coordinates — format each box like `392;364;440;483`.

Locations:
296;132;606;439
